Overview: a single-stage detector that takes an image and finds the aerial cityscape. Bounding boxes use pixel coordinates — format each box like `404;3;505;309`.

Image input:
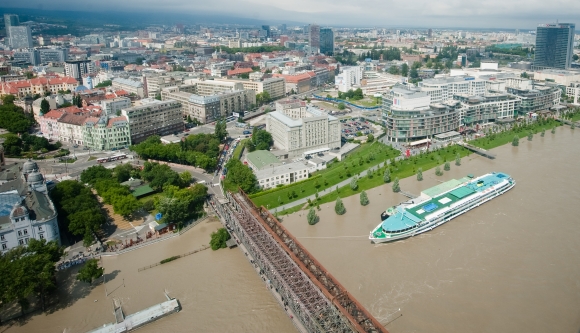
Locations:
0;3;579;333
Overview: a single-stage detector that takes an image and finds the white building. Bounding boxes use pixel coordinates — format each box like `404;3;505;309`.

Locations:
0;159;60;252
98;97;132;116
335;65;364;92
254;162;310;189
266;99;341;157
112;77;144;97
418;76;487;103
566;82;580;105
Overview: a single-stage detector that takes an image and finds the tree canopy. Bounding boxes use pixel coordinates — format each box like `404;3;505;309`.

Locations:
210;228;231;250
0;102;34;133
95;80;112;88
214;119;228;142
50;180;106;246
157;183;207;226
223;159;258;194
77;259;104;285
246;128;273;152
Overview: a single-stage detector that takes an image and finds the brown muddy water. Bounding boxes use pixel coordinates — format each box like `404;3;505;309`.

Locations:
4;217;295;333
280;126;580;333
5;127;580;333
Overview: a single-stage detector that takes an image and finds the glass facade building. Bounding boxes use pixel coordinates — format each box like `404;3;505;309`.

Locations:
320;28;334;55
533;23;575;70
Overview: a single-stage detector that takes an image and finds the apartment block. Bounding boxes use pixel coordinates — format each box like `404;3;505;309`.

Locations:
112;77;144;97
121;99;183;143
214;76;286;99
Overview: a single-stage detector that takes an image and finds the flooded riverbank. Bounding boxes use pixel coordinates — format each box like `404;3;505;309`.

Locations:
4;217;295;333
281;126;580;333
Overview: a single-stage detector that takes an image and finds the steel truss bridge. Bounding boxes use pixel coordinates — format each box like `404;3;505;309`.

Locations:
209;190;388;333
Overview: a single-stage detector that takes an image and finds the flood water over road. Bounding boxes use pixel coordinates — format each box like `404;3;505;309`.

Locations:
280;126;580;333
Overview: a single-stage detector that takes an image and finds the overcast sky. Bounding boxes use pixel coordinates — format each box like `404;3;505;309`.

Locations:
3;0;579;29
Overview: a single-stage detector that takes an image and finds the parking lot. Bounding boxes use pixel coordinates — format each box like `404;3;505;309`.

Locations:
341;118;375;140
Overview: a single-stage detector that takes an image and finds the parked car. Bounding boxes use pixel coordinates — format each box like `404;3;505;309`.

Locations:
243;130;251;135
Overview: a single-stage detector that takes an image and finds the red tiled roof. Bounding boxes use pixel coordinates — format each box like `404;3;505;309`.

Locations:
227;68;253;76
115;90;129;96
43;110;65;120
107;116;128;128
59;113;89;126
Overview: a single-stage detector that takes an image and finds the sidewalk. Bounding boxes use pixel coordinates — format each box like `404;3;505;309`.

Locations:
271;154;405;214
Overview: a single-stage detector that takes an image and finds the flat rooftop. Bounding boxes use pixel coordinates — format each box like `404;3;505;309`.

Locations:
245;150;281;170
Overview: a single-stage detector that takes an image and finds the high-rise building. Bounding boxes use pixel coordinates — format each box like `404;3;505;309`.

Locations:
4;14;19;46
533;23;575;70
261;25;271;39
8;26;33;49
428;29;433;38
320;28;334;55
309;24;320;50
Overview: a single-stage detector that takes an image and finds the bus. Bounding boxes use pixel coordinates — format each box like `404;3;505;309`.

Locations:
96;153;128;163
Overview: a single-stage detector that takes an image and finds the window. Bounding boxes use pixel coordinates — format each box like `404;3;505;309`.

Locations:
18;239;24;245
23;229;28;235
18;231;22;237
0;235;4;241
2;243;6;250
39;233;45;239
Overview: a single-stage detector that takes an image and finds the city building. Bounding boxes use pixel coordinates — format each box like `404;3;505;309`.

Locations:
319;28;334;55
111;77;144;97
0;158;60;252
418;76;487;103
13;50;40;65
452;93;520;126
121;99;183;143
214;77;286;100
143;72;191;99
266;99;341;157
335;66;363;92
4;14;19;47
83;116;131;150
382;84;461;142
533;23;575;70
39;47;69;63
0;77;78;98
64;60;96;82
255;162;310;189
506;85;562;114
98;97;132;116
8;26;33;49
308;24;320;51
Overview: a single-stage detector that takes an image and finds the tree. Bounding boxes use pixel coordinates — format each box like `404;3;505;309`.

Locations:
155;93;162;101
409;67;419;79
337;102;346;110
210;228;231;250
527;132;533;140
417;168;423;181
435;165;443;176
521;72;529;79
367;133;374;142
81;165;113;185
251;128;273;151
383;168;391;183
392;177;400;192
95;80;112;88
335;197;346;215
40;99;50;115
350;176;358;190
214;119;228;142
43;91;52;97
180;171;192;186
1;95;15;105
512;135;519;146
307;208;318;225
113;163;134;183
224;159;258;193
387;65;400;75
444;162;451;171
401;63;409;77
572;123;576;130
551;127;556;134
360;191;369;206
541;129;545;137
76;259;104;285
455;153;461;166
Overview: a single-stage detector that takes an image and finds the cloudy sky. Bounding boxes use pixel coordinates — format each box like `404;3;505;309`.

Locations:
3;0;579;29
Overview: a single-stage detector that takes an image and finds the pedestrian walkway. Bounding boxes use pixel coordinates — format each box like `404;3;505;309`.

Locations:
271;155;405;214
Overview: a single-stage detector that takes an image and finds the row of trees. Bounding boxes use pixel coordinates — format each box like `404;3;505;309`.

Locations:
255;91;271;106
50;180;106;246
2;132;62;157
0;239;64;315
337;88;364;101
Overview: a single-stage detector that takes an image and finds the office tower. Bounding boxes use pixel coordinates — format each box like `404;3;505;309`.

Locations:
309;24;320;49
320;28;334;55
428;29;433;38
534;23;575;70
261;25;271;38
4;14;19;46
8;26;33;49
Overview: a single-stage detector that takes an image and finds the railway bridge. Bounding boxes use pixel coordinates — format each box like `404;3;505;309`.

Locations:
209;190;388;333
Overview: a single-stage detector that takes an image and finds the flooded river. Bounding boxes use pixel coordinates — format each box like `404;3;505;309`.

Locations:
4;218;295;333
5;126;580;333
281;126;580;333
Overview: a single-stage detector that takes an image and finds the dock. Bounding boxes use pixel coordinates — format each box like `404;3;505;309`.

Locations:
86;294;180;333
458;142;496;159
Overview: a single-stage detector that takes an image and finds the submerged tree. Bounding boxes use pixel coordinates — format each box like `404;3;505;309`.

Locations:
335;197;346;215
551;127;556;134
360;191;369;206
383;168;391;183
541;129;545;137
572;123;576;130
455;153;461;166
307;208;318;225
210;228;231;250
527;132;533;141
435;165;443;176
417;168;423;181
444;162;451;171
392;177;400;192
77;259;104;285
512;135;519;146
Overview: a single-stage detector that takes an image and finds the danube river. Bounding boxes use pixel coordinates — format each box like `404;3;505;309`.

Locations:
281;126;580;332
5;126;580;333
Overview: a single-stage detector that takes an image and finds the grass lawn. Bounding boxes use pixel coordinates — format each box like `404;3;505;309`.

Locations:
277;204;306;216
311;146;471;207
232;139;248;160
470;118;562;150
565;109;580;122
138;192;164;216
350;99;380;108
250;142;400;209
